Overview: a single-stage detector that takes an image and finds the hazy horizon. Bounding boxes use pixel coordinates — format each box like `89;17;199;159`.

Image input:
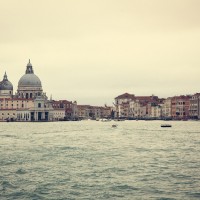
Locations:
0;0;200;106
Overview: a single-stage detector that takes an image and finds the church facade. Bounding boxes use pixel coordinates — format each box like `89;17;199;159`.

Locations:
0;60;59;122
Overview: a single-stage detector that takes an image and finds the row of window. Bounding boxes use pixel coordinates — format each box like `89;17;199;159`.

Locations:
1;113;15;115
0;100;33;103
52;104;72;108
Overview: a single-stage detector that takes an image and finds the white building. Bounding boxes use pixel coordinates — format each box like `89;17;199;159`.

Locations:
114;93;135;118
129;100;147;118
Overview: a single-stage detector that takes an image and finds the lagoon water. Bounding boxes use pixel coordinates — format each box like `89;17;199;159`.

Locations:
0;120;200;200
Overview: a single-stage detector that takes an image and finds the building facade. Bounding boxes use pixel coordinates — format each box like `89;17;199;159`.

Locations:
161;98;172;119
171;95;191;120
52;100;78;120
189;93;200;119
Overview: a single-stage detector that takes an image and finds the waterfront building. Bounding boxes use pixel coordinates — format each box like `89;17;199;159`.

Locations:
77;105;112;119
52;107;65;121
189;93;200;119
77;105;89;119
171;95;191;120
161;98;172;119
101;105;113;119
77;105;97;119
114;93;161;119
135;96;159;119
118;102;130;118
0;60;54;121
150;104;162;119
114;93;135;118
129;100;147;119
52;100;78;120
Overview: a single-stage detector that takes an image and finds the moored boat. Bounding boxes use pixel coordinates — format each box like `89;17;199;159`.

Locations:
161;124;172;128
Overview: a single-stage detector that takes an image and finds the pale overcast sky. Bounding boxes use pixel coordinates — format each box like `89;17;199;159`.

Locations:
0;0;200;105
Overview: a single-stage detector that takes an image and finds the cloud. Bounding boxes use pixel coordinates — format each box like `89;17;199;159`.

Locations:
0;0;200;105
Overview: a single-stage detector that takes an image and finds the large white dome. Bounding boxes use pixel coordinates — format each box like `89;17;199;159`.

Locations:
18;60;42;88
18;74;41;87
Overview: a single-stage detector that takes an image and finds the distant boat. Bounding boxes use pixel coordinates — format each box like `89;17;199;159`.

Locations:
161;124;172;128
112;124;117;128
114;119;125;121
101;119;111;122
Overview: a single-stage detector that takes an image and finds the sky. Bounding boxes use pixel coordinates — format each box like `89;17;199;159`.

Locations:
0;0;200;106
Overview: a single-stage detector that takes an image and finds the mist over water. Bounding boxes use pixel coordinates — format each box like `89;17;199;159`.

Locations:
0;121;200;199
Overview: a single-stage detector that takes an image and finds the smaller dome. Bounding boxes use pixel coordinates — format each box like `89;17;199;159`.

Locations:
0;72;13;90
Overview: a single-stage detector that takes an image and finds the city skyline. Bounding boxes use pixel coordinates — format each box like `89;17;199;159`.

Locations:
0;0;200;105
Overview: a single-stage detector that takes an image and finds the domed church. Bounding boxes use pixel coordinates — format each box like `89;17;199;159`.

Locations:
0;60;55;121
0;72;13;97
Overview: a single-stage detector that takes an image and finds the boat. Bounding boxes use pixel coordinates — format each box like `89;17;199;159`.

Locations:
101;118;111;122
112;124;118;128
161;124;172;128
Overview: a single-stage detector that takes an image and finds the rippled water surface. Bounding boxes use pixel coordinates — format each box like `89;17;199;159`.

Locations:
0;121;200;199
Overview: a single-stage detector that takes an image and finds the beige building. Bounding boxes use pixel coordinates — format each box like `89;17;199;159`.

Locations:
77;105;112;119
129;100;147;118
150;105;162;119
161;98;172;119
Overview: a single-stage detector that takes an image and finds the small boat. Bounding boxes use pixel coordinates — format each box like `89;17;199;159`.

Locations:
101;119;111;122
112;124;118;128
161;124;172;128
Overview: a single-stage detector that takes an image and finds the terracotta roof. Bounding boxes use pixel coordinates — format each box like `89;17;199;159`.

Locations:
193;93;200;96
171;95;191;100
52;100;72;103
115;93;135;99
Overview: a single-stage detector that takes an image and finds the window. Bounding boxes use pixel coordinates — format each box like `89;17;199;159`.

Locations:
38;103;41;108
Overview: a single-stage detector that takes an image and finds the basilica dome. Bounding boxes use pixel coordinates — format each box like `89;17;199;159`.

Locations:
18;60;42;88
18;74;42;87
0;72;13;90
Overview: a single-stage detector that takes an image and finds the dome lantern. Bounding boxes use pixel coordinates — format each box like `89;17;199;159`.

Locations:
25;59;34;74
3;72;8;81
